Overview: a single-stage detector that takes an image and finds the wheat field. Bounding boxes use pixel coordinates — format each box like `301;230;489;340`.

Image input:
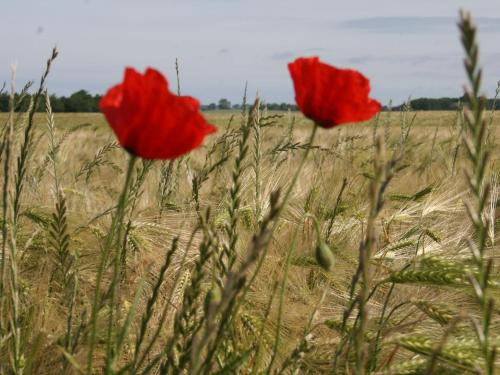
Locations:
1;102;500;373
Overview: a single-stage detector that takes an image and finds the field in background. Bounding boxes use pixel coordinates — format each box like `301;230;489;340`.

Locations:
4;110;500;129
1;106;500;373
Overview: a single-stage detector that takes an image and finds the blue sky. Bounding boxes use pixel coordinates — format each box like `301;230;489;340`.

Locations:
1;0;500;105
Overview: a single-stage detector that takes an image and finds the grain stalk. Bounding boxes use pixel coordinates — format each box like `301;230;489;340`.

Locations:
133;227;200;373
325;178;348;240
487;174;498;247
218;94;251;279
354;139;395;374
252;99;263;224
237;123;319;309
158;57;183;218
74;141;120;182
12;48;58;226
384;100;392;146
161;214;215;373
0;65;16;319
191;132;231;215
44;93;79;369
0;66;17;374
486;80;500;145
192;190;282;375
46;92;74;288
2;47;58;375
367;283;395;371
158;159;177;217
130;238;179;370
459;10;496;373
334;137;397;374
266;215;305;373
451;102;465;176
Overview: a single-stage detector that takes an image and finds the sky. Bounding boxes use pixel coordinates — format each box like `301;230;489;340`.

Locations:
1;0;500;105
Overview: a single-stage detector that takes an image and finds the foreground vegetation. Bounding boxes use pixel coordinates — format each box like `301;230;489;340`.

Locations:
1;11;500;375
0;102;499;373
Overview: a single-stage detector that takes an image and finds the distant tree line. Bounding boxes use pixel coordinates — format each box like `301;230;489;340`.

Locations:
2;91;500;113
200;97;500;112
391;96;500;111
200;98;298;111
0;92;300;113
0;90;102;112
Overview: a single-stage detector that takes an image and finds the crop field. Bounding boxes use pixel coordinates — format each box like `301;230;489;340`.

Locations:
1;102;500;374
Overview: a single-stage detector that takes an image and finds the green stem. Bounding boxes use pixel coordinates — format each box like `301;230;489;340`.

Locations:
267;215;305;373
86;154;137;374
0;73;15;340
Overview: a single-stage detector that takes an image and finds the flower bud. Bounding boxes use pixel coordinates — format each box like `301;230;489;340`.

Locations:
315;242;335;271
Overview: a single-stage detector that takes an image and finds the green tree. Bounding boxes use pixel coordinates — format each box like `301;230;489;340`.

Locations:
64;90;97;112
218;98;231;110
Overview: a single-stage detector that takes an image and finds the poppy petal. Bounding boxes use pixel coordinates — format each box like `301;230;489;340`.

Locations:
288;57;381;128
100;67;217;159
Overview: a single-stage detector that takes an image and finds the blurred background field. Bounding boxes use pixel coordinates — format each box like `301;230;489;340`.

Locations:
4;109;500;129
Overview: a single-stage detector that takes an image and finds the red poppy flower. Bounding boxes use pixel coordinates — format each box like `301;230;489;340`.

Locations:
100;67;216;159
288;57;381;128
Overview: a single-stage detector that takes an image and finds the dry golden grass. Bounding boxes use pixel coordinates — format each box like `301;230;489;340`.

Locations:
2;107;500;373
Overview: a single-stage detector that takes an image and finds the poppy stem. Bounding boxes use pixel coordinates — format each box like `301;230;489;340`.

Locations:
268;212;318;373
277;122;318;218
87;154;138;374
268;220;301;370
